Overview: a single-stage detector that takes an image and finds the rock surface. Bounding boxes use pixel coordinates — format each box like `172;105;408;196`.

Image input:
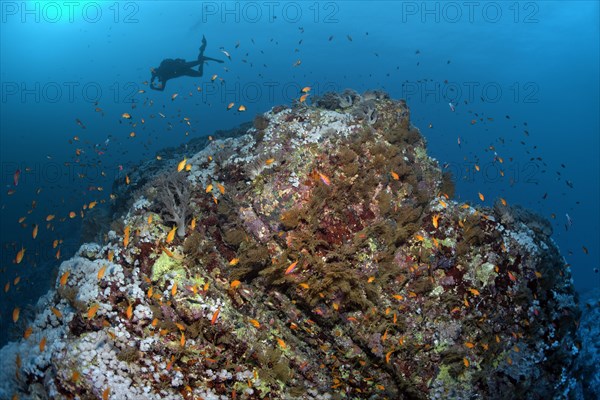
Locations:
0;92;582;399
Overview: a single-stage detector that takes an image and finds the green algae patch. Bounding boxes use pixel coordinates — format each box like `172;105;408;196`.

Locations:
151;252;186;282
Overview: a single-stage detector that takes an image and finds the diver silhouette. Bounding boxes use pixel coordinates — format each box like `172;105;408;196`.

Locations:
150;35;224;91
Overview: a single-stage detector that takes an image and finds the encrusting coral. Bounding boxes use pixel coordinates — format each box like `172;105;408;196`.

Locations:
0;90;585;400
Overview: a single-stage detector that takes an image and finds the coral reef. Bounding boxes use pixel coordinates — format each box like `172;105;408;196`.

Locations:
150;171;194;238
0;91;584;399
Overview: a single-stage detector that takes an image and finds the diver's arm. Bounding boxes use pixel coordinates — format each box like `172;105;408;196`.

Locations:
150;78;166;91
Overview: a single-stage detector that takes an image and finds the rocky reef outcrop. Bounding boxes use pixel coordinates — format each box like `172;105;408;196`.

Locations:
0;91;582;399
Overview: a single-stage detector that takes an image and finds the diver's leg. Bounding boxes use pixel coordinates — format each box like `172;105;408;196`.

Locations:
198;35;207;59
183;60;202;69
202;56;225;64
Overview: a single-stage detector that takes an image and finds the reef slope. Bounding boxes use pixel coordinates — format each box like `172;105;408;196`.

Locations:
0;91;580;400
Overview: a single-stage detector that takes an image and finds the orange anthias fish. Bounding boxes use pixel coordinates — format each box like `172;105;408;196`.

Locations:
87;304;100;319
15;247;25;264
318;172;331;186
285;260;299;275
123;226;130;247
98;265;107;280
432;214;440;229
211;307;221;325
60;271;70;286
248;319;261;328
177;158;187;172
166;226;177;243
39;336;47;352
126;304;133;320
12;307;20;323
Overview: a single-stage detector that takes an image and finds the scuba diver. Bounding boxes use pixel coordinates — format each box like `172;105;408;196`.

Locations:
150;35;224;91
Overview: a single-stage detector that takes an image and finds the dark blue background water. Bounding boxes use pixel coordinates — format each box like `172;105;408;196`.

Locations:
1;1;598;345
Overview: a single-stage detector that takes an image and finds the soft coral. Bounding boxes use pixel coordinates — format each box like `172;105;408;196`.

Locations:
153;171;193;238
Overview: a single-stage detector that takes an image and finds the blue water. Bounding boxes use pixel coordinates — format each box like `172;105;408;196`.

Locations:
0;1;598;348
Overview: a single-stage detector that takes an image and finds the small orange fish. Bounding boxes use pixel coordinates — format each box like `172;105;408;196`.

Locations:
177;158;187;172
122;112;131;119
88;304;100;319
299;93;309;103
227;102;235;110
230;280;241;289
123;225;130;247
60;271;70;286
46;214;55;221
166;226;177;243
298;282;310;289
147;286;153;298
125;175;130;185
88;201;97;209
15;247;25;264
23;326;32;339
301;86;311;93
463;357;469;367
211;307;221;325
51;307;62;319
248;319;260;328
102;387;110;400
171;93;178;101
229;258;240;266
238;105;246;112
385;350;393;363
39;336;47;352
4;282;9;293
98;265;107;280
217;183;225;194
392;294;404;301
171;282;178;297
206;184;213;193
276;337;287;350
468;288;480;296
500;198;507;206
12;307;20;323
72;370;80;382
465;342;475;348
318;172;331;186
367;276;375;283
108;250;114;262
432;214;440;229
478;192;485;201
180;331;185;346
285;260;299;275
126;304;133;320
508;271;517;282
32;224;38;239
265;158;275;166
391;170;400;180
189;217;196;231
